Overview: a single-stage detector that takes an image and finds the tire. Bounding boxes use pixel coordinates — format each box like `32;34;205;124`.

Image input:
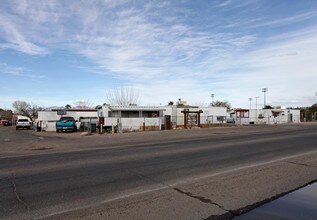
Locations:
56;129;59;133
16;126;18;130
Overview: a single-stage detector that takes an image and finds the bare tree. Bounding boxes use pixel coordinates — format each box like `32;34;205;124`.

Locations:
29;103;44;119
0;109;13;120
12;101;43;119
210;100;231;111
73;100;94;109
12;101;31;118
106;87;139;106
192;101;207;107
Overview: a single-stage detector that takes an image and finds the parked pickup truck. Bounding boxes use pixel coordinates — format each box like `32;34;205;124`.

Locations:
56;117;77;133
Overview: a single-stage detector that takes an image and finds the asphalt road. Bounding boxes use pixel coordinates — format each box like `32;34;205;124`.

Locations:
0;124;317;219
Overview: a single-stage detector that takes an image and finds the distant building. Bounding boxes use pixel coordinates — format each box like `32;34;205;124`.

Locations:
37;108;97;131
96;101;228;132
163;100;228;129
231;108;300;125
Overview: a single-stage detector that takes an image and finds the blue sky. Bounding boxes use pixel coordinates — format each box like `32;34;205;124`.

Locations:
1;0;317;109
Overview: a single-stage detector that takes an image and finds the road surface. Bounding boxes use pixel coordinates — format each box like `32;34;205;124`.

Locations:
0;123;317;219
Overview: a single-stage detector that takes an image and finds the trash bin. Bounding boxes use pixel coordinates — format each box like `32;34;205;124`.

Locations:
91;123;96;132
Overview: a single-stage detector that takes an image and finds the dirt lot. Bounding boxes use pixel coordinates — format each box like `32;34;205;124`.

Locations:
1;122;316;157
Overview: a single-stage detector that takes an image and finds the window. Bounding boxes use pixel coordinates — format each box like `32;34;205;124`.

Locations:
236;111;249;118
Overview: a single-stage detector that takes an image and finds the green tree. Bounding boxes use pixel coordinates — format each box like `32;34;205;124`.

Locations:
263;105;274;109
309;103;317;112
65;104;72;109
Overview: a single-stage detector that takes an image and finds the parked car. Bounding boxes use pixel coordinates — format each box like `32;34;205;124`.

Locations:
56;116;77;133
1;120;11;126
16;118;31;130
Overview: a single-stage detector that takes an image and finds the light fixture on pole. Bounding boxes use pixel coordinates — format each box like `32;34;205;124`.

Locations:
211;94;215;105
248;98;252;110
262;88;268;108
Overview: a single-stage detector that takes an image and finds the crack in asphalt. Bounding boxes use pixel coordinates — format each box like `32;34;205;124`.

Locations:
205;179;317;220
286;161;317;168
173;187;234;216
7;175;29;211
129;169;235;218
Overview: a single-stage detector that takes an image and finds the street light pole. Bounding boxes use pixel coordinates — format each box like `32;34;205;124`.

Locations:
249;97;252;122
248;98;252;110
211;94;215;105
315;92;317;121
262;88;268;108
255;96;259;124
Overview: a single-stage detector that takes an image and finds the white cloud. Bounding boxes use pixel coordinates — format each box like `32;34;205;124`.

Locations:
0;16;48;55
252;10;317;28
0;63;45;79
0;0;316;108
206;29;317;107
215;0;233;8
68;6;257;82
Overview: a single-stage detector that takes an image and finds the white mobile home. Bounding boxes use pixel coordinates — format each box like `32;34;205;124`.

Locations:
97;104;165;132
232;108;300;125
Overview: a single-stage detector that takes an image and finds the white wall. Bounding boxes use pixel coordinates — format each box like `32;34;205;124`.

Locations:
163;105;177;127
38;111;97;121
200;107;227;125
104;117;162;131
163;106;227;126
234;109;301;125
37;111;97;131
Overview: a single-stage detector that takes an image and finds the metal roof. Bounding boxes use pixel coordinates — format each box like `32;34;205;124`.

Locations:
109;106;166;111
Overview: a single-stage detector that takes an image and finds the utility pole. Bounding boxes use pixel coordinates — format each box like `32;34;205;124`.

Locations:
249;98;252;123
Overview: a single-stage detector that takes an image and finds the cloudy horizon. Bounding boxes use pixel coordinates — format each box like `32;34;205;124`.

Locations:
1;0;317;110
